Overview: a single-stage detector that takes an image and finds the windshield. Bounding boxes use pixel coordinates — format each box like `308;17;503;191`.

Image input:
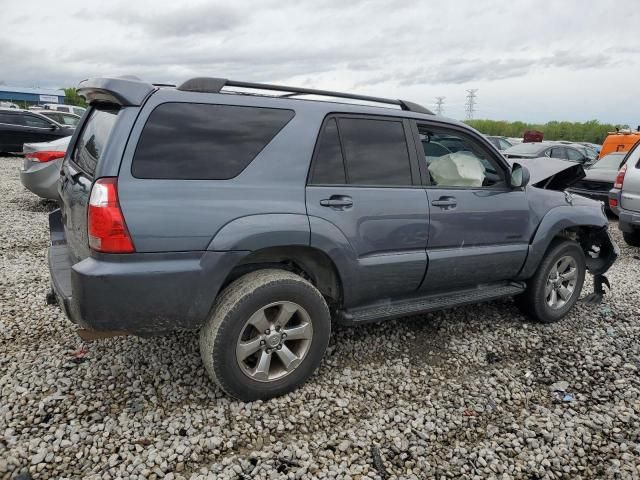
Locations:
504;143;548;154
590;153;625;170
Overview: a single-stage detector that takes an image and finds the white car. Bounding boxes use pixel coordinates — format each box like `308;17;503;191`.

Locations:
42;103;86;116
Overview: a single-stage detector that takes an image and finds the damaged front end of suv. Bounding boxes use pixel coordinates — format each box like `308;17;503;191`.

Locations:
512;157;619;302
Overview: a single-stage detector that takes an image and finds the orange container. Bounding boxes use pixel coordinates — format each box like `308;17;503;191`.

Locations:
599;131;640;158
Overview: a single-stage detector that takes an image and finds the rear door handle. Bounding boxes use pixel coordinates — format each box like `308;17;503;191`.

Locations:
431;197;457;208
320;196;353;209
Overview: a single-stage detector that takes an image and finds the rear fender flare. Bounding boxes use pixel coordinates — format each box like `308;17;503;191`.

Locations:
207;214;310;251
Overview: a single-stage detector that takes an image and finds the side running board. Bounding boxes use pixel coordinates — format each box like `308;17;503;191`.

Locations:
337;282;526;325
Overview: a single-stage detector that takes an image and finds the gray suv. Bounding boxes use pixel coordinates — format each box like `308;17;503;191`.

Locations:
48;76;618;400
609;140;640;246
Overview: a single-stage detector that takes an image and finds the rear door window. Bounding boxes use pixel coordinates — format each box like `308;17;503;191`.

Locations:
23;115;53;128
72;108;119;176
132;103;295;180
0;113;20;125
310;118;346;184
549;147;568;159
338;117;412;186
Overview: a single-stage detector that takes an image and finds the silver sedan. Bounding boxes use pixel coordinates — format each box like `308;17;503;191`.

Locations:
20;135;71;201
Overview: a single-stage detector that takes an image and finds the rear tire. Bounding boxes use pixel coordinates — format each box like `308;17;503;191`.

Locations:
622;229;640;247
199;269;331;401
516;240;586;323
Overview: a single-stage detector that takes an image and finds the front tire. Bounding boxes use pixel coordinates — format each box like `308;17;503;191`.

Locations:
517;240;586;323
622;229;640;247
200;269;331;401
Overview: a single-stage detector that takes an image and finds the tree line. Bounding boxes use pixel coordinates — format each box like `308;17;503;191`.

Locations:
465;119;633;144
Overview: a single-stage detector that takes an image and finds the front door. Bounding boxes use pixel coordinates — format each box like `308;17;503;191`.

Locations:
306;115;429;307
414;121;531;292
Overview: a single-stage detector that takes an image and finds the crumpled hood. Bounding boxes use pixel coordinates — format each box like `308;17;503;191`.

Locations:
507;157;585;190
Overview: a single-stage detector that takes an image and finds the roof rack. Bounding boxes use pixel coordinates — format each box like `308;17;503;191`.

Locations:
176;77;433;115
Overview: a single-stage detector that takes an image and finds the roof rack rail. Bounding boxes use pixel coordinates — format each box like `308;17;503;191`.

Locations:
176;77;433;115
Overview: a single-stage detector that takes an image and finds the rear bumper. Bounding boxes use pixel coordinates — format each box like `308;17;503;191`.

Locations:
48;209;246;336
609;188;640;232
618;209;640;233
20;158;62;201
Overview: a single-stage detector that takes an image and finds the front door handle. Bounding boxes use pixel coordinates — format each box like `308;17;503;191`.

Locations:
431;196;457;208
320;196;353;209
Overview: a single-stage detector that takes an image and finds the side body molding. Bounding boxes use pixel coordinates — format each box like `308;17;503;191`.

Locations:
207;214;310;251
517;205;608;280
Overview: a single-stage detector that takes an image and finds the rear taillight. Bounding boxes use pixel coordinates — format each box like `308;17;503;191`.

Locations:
614;164;627;189
609;197;618;208
25;150;65;163
88;178;135;253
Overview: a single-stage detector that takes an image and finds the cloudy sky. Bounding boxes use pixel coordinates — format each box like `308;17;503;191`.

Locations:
2;0;638;124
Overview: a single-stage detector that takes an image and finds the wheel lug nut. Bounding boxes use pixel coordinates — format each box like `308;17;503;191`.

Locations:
281;333;287;339
275;326;281;332
277;344;282;350
260;340;265;346
265;329;270;335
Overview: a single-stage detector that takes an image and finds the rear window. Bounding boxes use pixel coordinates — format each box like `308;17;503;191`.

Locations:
131;103;295;180
72;108;119;176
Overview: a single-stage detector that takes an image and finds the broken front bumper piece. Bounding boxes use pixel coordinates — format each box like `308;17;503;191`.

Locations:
581;228;619;304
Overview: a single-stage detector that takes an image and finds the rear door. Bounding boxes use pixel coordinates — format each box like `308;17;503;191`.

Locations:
59;106;120;262
306;115;429;307
412;121;530;292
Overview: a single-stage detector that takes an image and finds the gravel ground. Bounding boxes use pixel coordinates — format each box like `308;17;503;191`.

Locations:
1;155;639;480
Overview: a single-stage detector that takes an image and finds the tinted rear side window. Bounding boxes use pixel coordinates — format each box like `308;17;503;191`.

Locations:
0;113;19;125
73;108;119;176
132;103;295;180
338;117;412;186
310;118;346;184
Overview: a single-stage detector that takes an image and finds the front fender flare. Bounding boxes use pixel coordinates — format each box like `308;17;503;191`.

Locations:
517;205;609;279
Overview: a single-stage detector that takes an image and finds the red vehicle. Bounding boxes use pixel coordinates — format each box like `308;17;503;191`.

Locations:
523;130;544;143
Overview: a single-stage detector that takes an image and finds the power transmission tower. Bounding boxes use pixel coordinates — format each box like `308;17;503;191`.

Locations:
435;96;445;115
465;89;478;120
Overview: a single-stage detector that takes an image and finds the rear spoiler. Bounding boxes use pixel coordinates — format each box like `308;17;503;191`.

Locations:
77;76;156;106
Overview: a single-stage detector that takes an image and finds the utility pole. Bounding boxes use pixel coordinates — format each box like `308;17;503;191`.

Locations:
435;96;445;115
465;89;478;120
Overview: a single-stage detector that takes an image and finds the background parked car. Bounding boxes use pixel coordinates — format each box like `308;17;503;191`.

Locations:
556;141;598;164
485;135;513;151
609;141;640;246
20;135;71;201
567;152;626;212
35;110;81;127
42;103;86;116
503;142;591;164
0;108;75;153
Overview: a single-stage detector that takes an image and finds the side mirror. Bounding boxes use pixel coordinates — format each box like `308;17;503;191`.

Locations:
510;163;530;188
49;124;58;130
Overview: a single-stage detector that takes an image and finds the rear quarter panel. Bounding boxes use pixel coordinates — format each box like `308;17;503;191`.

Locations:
116;91;326;252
